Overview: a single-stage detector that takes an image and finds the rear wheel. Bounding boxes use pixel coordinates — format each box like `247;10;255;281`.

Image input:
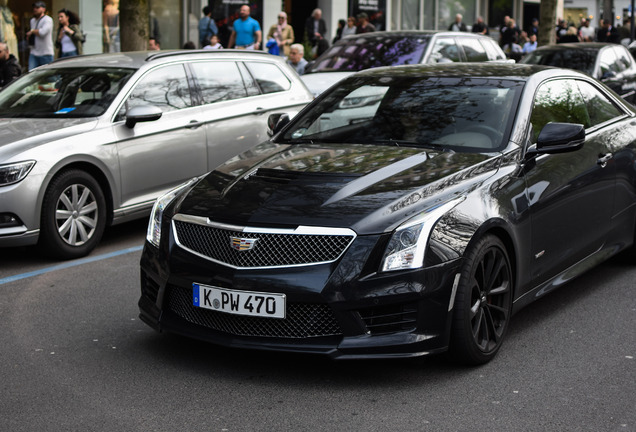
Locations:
39;170;107;259
449;234;513;365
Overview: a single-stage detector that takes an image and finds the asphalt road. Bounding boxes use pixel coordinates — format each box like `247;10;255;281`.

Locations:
1;220;634;431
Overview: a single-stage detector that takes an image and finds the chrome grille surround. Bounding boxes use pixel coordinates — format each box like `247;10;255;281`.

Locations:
172;214;356;269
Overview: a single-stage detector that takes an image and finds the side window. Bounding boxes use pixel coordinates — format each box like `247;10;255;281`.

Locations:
190;61;247;104
117;64;191;120
243;62;291;94
599;48;619;77
483;40;506;60
615;47;633;71
427;38;461;63
576;80;623;126
530;79;590;142
458;38;488;62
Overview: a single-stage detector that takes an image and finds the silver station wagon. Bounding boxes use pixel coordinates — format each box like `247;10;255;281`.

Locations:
0;50;313;259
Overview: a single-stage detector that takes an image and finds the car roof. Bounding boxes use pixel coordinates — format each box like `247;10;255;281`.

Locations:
532;42;616;53
353;62;566;80
339;30;493;40
43;49;282;70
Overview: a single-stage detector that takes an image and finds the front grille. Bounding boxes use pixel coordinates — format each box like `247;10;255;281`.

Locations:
358;303;418;335
173;216;355;268
166;284;343;338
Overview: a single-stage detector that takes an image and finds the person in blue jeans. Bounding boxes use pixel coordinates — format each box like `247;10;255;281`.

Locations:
26;1;54;70
56;9;85;58
228;4;261;50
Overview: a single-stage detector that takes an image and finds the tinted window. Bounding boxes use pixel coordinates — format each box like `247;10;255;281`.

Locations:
459;38;489;62
522;49;597;76
576;80;623;126
483;39;506;60
0;67;134;118
121;64;192;117
530;79;590;141
428;38;461;63
305;35;429;73
243;62;290;94
191;61;247;104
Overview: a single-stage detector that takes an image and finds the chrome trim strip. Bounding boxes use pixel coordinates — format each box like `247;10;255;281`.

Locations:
171;214;357;270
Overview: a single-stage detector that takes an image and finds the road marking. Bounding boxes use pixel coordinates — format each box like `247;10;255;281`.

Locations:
0;245;144;285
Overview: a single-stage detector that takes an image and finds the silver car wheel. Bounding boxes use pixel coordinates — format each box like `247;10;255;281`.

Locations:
55;183;99;246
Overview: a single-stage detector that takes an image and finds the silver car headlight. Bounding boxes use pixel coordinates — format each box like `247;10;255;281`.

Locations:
381;198;464;272
146;177;199;248
0;161;36;186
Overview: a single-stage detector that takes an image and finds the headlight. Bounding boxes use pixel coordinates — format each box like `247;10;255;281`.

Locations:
381;198;463;272
0;161;36;186
146;177;199;248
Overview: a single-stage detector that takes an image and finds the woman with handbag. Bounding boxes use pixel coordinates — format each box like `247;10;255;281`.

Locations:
56;8;85;58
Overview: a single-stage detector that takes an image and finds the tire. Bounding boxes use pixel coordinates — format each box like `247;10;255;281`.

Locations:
449;234;513;365
39;170;107;260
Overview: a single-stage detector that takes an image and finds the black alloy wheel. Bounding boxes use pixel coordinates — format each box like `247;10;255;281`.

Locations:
450;234;513;365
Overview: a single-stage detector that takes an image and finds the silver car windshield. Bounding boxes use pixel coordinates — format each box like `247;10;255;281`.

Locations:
282;75;524;152
0;67;135;118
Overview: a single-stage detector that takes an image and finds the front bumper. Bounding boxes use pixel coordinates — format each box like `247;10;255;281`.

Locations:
139;234;462;360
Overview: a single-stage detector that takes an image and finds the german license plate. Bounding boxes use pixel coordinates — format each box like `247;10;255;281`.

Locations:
193;283;286;319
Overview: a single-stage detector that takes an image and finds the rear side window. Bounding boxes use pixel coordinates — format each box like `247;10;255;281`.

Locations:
458;38;489;62
243;62;291;94
427;38;461;63
190;61;247;104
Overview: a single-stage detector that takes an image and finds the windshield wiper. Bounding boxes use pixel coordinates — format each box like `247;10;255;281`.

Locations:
373;139;446;150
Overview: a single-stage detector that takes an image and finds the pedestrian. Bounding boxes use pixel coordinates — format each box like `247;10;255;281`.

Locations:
472;16;489;35
183;41;195;49
332;19;346;44
0;41;21;88
198;6;218;48
228;4;262;50
148;37;160;50
356;12;376;34
526;18;539;37
102;0;120;53
522;33;538;54
26;1;54;70
448;13;467;32
203;34;222;50
597;19;620;43
579;18;595;42
558;26;581;43
56;9;84;58
267;11;294;57
500;17;520;49
0;0;19;62
287;43;308;75
305;8;327;55
342;16;357;38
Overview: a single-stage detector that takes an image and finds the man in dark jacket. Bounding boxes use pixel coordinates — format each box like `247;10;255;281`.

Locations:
0;42;21;88
305;8;327;54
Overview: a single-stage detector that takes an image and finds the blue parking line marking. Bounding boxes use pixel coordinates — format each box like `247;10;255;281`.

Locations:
0;245;144;285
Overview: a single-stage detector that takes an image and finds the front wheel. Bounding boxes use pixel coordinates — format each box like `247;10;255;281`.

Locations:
449;235;513;365
39;170;107;259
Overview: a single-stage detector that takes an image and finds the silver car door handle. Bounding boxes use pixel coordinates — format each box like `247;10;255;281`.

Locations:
252;107;266;115
185;120;204;129
597;153;613;167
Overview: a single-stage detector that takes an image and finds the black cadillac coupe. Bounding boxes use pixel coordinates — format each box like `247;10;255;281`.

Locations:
139;63;636;365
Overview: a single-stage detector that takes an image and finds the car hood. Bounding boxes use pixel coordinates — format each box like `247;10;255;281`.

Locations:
301;72;354;96
0;117;98;159
176;142;501;235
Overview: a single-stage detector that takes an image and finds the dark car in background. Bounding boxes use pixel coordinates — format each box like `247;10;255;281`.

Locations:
301;31;508;96
139;63;636;365
521;42;636;103
0;50;313;259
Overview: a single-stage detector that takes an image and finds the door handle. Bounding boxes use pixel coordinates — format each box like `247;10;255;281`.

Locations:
252;107;265;115
185;120;204;129
597;153;613;167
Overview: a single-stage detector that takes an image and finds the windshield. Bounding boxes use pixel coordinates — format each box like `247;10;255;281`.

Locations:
305;35;429;73
281;75;524;152
0;67;135;118
521;49;597;76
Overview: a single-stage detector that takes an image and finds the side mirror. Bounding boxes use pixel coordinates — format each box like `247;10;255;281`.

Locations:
125;105;163;128
267;113;290;137
524;122;585;160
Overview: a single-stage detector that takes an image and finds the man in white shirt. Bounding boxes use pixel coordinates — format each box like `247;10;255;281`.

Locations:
26;1;54;70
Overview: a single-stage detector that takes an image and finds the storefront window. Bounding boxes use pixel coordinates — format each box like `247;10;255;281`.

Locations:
401;0;420;30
